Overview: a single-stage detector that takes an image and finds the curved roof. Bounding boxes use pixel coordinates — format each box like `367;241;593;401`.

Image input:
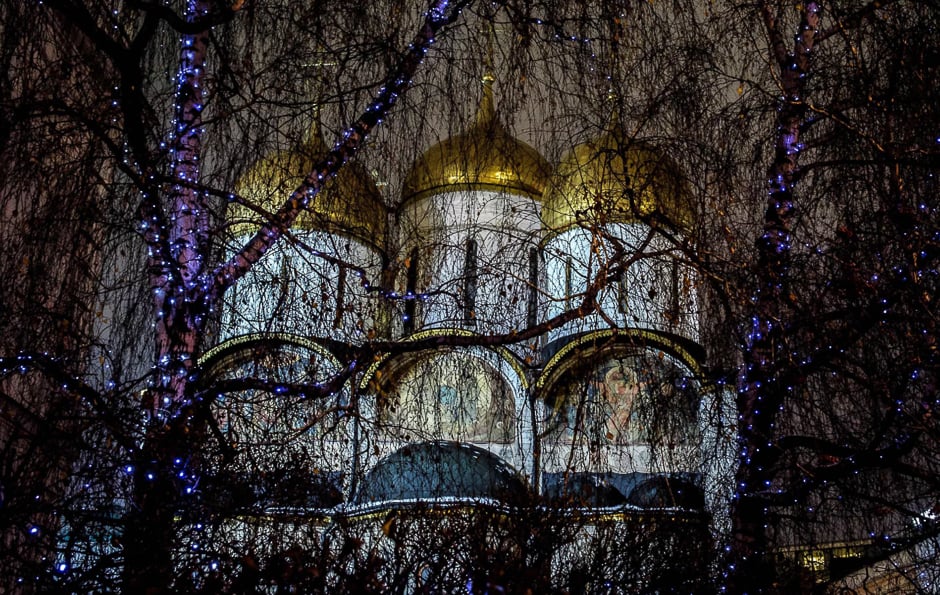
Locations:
353;441;527;504
626;475;704;510
542;121;693;237
401;75;551;203
230;122;387;249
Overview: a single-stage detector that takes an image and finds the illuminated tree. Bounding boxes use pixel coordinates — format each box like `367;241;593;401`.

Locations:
721;0;940;591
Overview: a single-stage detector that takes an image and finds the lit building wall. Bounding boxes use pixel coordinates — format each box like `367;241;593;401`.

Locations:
219;230;385;343
542;223;699;344
359;343;533;487
397;189;541;336
205;77;714;535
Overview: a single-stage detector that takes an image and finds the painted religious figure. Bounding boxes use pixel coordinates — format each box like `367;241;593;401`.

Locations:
547;349;698;449
566;360;647;446
600;365;644;444
381;352;514;443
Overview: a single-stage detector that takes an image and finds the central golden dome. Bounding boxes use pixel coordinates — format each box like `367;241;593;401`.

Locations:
542;120;692;237
230;121;387;249
401;75;551;202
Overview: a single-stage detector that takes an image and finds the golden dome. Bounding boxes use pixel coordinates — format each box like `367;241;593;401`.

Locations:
542;123;693;236
401;76;551;202
230;122;387;249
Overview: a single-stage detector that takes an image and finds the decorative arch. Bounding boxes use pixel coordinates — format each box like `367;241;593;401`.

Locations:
537;328;704;391
200;332;344;374
358;328;533;478
197;334;351;510
536;329;707;485
361;328;528;392
538;330;703;445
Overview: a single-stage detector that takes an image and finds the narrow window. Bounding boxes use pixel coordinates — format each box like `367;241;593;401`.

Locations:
333;266;347;329
279;257;291;297
564;256;573;310
272;257;292;322
527;248;539;328
617;268;630;315
463;238;478;326
404;247;418;334
668;259;681;324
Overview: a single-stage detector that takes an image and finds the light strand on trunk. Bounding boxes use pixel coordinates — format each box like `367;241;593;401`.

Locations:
727;2;819;592
150;0;211;413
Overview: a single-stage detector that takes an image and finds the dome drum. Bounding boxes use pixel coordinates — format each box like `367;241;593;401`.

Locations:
396;77;550;338
396;207;541;338
541;224;700;343
225;123;389;342
539;128;698;343
218;231;386;343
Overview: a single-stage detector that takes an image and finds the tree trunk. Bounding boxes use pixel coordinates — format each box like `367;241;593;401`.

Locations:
122;1;472;590
727;2;818;592
123;0;210;590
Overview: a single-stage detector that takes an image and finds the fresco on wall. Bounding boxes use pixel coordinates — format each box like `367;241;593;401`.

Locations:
544;348;699;450
211;342;338;443
380;351;515;443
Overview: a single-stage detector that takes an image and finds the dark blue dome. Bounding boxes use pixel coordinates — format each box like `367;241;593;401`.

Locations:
354;441;527;504
626;475;704;509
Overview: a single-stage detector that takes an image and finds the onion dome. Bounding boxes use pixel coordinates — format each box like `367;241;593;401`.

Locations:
401;74;551;202
230;121;387;249
542;117;693;236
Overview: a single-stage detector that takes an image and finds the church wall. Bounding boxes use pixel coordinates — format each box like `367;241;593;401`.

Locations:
219;230;385;343
542;223;699;344
357;345;532;486
397;189;541;341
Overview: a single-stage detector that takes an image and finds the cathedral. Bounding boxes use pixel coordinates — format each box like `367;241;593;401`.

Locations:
194;68;727;589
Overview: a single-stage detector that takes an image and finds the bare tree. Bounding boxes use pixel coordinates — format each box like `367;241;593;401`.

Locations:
720;0;940;591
